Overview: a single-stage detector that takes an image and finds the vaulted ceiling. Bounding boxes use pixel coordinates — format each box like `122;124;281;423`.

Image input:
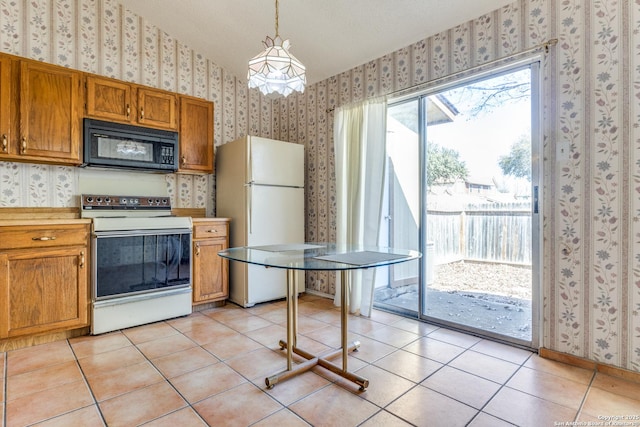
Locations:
117;0;515;85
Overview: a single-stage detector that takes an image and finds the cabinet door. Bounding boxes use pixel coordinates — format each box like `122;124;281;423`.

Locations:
19;60;82;164
192;238;228;303
86;76;133;123
0;55;11;157
179;96;213;173
0;246;88;338
138;88;177;130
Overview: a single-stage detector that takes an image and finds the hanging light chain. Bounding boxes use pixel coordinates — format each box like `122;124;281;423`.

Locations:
274;0;279;37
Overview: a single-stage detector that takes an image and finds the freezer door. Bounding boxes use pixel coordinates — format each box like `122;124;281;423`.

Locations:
249;137;304;187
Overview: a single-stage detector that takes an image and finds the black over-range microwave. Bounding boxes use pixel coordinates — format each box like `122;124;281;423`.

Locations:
82;118;179;172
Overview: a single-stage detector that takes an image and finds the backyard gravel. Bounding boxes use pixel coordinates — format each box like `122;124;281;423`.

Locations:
375;260;533;340
430;261;532;300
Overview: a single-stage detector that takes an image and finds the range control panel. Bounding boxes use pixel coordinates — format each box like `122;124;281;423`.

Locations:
81;194;171;210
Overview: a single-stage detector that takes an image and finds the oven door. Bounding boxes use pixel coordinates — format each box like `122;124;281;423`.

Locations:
93;228;191;300
91;228;192;334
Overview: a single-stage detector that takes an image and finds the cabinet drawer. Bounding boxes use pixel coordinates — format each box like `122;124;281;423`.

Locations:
0;224;89;250
193;222;228;239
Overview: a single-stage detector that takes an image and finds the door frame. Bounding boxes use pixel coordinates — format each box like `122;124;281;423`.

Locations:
386;57;543;350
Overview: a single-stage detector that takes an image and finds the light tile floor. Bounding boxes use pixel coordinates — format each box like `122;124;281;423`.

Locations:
2;293;640;426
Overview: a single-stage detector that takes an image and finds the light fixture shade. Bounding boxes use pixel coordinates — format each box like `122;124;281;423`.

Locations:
248;36;306;98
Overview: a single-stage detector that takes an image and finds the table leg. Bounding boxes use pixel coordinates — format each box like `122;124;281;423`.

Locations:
341;270;349;372
265;268;369;391
292;269;298;347
285;268;295;371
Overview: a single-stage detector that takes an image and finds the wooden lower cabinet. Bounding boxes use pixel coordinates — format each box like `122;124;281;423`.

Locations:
192;218;229;304
0;222;90;339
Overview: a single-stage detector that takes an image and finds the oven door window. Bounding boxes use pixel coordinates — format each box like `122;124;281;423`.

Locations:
95;232;191;299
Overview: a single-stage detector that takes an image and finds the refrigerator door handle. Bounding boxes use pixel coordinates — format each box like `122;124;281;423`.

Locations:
252;182;303;189
247;137;253;183
246;182;252;234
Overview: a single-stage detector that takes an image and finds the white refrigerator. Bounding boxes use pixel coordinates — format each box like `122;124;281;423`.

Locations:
216;135;305;307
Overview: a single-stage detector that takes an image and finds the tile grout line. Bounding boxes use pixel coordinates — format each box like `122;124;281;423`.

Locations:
369;332;534;425
87;319;229;426
237;304;403;425
352;327;520;425
67;335;119;426
70;327;186;426
0;314;514;427
463;349;537;426
404;341;487;424
13;339;109;427
140;305;338;425
6;299;634;426
209;306;353;426
572;369;598;422
132;313;323;426
130;319;213;426
0;305;507;426
350;329;474;426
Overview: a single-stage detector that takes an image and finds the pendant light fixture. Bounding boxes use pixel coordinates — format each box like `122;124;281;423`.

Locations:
247;0;306;98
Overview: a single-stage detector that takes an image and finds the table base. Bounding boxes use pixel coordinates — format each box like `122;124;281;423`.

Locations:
265;340;369;391
263;270;370;391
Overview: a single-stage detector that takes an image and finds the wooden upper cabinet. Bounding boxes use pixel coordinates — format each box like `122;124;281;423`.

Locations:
0;56;83;165
18;60;82;164
86;76;132;123
179;95;214;173
0;55;11;157
138;88;178;130
85;75;178;131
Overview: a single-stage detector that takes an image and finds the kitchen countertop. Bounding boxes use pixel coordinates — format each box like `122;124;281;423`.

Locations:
0;207;82;222
190;217;231;222
0;218;92;226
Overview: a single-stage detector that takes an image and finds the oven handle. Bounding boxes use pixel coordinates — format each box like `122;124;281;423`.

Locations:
93;284;191;306
93;228;192;237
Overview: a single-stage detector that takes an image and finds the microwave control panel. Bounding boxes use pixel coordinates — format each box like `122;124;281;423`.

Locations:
161;145;174;165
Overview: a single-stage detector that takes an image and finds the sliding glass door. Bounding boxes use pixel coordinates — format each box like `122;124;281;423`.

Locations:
374;63;540;348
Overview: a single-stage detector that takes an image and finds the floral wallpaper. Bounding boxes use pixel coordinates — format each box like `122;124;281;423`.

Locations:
0;0;639;374
0;0;275;215
267;0;640;374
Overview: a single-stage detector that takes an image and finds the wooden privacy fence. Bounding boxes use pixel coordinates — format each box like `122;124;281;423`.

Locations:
427;202;532;266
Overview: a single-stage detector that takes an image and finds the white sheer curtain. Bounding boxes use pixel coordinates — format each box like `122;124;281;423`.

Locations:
333;97;387;317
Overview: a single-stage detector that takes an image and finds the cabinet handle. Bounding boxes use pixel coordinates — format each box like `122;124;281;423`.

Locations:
21;136;26;153
79;250;85;268
1;134;6;152
181;156;186;165
140;107;144;120
206;229;218;233
195;243;200;256
126;104;130;119
32;236;56;241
